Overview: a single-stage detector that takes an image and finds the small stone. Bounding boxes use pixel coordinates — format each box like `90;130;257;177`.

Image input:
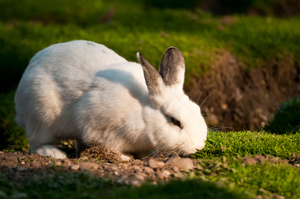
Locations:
156;171;164;180
109;165;118;171
55;161;62;166
165;156;181;164
133;166;142;171
144;166;154;174
79;162;99;171
132;159;142;165
161;170;171;178
15;166;27;171
69;165;80;171
113;171;119;176
20;161;25;165
172;173;184;178
117;174;144;187
81;156;88;160
168;158;194;171
134;173;145;181
148;158;165;168
172;166;179;172
220;103;228;111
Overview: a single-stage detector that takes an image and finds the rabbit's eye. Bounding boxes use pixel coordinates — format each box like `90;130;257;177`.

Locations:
170;117;182;129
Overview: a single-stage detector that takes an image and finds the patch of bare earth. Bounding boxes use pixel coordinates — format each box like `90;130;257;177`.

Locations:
186;52;300;131
1;147;300;188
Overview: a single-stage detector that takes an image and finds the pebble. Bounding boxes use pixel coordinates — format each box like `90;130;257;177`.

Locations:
172;173;184;178
55;161;62;166
117;174;144;186
113;171;119;176
109;165;118;171
161;170;171;178
168;158;194;171
133;166;142;172
148;158;165;168
69;164;80;171
172;166;179;172
156;171;164;180
79;162;99;171
20;161;25;165
165;156;181;164
143;166;154;174
81;156;88;160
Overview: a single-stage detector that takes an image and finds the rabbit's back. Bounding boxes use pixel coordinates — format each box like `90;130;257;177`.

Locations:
15;40;146;141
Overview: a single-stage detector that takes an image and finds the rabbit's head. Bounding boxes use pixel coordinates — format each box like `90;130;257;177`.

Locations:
137;47;207;155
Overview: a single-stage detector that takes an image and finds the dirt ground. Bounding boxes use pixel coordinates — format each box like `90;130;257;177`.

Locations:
1;146;300;188
186;52;300;131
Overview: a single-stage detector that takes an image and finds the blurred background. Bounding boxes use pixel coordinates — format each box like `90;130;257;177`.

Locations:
0;0;299;151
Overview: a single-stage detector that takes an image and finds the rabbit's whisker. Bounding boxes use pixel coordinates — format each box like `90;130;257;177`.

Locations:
200;91;216;108
196;80;212;104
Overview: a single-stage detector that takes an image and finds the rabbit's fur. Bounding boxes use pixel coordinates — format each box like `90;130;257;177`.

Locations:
15;40;207;160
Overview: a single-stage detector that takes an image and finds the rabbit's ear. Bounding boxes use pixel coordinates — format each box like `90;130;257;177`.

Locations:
159;47;185;89
137;52;164;108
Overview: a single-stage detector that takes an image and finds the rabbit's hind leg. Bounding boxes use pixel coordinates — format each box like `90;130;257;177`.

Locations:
32;145;67;159
27;129;67;159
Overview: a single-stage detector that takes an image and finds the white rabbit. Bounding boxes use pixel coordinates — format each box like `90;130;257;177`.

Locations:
14;40;207;160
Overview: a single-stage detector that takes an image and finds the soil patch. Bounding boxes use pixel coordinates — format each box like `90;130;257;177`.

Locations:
1;148;300;188
186;52;300;131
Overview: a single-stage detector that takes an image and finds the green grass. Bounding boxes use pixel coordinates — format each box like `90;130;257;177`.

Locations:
193;131;300;159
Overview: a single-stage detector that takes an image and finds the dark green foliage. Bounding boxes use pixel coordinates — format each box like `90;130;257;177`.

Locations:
112;179;243;199
144;0;198;9
264;95;300;134
0;172;244;199
0;90;28;150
